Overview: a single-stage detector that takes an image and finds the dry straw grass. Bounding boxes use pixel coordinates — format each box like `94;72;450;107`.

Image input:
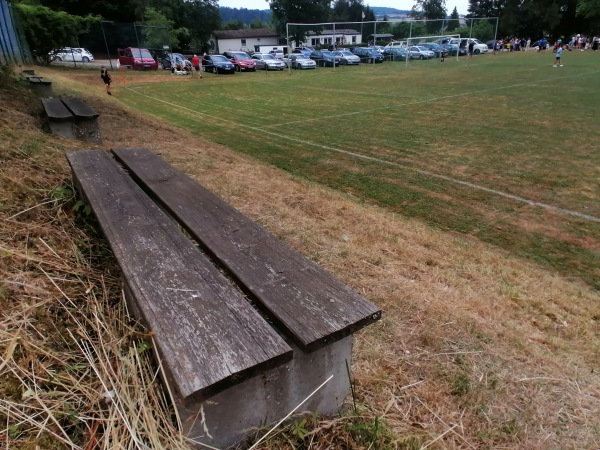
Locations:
1;67;599;449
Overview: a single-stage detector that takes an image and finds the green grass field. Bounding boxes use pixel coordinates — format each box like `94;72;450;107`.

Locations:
117;50;600;289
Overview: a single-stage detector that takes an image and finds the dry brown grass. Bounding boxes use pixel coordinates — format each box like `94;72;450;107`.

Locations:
1;66;599;449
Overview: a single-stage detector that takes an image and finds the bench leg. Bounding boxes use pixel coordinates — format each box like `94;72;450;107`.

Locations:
48;120;75;139
176;336;353;449
73;119;101;144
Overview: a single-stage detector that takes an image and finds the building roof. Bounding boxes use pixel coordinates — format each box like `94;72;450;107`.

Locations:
307;29;361;36
370;33;395;38
213;28;280;39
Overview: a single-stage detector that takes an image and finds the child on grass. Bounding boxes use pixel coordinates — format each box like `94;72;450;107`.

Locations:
553;44;564;67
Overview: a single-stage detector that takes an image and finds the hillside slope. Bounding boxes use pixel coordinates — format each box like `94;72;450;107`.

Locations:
1;67;599;449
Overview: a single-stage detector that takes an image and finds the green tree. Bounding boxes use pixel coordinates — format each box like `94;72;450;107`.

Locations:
447;6;460;31
141;7;176;49
179;0;220;52
412;0;447;33
14;3;100;64
331;0;366;22
250;19;271;28
222;20;246;29
24;0;137;22
577;0;600;18
269;0;331;39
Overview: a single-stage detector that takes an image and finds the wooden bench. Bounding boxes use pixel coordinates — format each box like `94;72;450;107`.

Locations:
42;97;100;144
21;70;53;96
66;148;381;449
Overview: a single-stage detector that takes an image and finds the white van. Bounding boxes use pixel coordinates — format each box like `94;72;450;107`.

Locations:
384;40;407;49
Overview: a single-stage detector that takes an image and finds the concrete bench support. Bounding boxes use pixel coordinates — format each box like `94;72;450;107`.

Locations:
42;97;100;143
178;336;352;448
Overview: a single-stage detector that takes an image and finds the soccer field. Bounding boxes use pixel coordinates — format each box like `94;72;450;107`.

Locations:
117;51;600;288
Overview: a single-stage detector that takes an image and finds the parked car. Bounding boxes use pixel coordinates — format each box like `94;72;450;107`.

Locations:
49;47;94;63
160;52;191;71
383;40;407;50
117;47;158;70
437;43;457;56
251;53;286;70
268;49;285;59
222;51;256;72
292;48;313;57
462;38;489;54
201;54;235;74
309;50;341;67
441;38;472;55
407;46;435;60
382;47;408;61
284;54;317;69
332;50;360;65
418;43;444;57
352;47;384;63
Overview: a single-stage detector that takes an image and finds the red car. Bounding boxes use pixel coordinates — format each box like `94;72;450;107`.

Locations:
222;51;256;72
117;47;158;70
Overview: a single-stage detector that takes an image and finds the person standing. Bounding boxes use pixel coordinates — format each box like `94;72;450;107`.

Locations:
100;66;112;95
468;40;475;59
553;44;564;67
191;54;202;79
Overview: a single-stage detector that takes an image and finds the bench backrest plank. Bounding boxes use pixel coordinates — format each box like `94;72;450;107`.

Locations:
112;148;382;352
41;98;72;121
61;97;99;119
66;150;292;401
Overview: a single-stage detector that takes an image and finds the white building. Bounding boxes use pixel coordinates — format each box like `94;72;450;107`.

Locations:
305;29;362;48
212;28;280;54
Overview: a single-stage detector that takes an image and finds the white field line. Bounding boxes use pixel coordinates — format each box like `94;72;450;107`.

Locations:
125;77;600;224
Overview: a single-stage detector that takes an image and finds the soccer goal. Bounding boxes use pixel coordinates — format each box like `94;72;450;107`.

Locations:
406;34;461;65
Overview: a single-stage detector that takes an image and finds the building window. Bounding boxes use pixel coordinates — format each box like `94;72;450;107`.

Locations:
241;39;246;46
311;38;319;46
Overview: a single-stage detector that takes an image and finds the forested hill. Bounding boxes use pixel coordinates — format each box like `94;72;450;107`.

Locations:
218;6;411;25
371;7;411;17
219;7;271;25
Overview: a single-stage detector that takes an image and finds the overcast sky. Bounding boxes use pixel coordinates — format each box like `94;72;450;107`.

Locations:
218;0;471;16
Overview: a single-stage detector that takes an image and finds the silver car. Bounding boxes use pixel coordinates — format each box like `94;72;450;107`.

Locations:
251;53;286;71
332;50;361;65
288;54;317;69
407;46;435;60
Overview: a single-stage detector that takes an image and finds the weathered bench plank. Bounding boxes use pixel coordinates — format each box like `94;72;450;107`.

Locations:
66;150;292;401
112;147;382;352
62;97;99;119
41;98;72;121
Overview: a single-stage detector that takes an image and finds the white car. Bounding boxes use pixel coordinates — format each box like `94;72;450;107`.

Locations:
49;47;95;63
251;53;286;70
384;40;407;50
463;38;489;54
